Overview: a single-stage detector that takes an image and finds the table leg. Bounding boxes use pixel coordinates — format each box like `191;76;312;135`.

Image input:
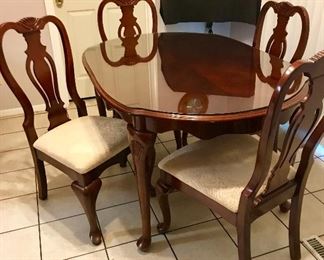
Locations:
127;125;156;252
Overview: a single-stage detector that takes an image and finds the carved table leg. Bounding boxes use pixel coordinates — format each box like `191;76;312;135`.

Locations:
127;124;156;252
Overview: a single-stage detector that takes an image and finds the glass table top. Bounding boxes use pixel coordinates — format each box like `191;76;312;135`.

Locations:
83;32;303;116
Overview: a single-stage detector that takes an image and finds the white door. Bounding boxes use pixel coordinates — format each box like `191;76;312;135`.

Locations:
46;0;151;99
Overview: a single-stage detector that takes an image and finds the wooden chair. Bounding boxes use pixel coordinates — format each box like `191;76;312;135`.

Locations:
96;0;183;149
0;16;130;245
253;1;309;63
180;2;311;150
156;50;324;260
253;1;310;213
97;0;157;42
95;0;157;118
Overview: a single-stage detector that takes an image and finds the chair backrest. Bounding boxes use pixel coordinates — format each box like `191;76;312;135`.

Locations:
246;50;324;205
97;0;158;41
253;1;309;63
0;16;87;146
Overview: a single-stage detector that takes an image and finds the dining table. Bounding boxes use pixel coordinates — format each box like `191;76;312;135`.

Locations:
82;32;306;251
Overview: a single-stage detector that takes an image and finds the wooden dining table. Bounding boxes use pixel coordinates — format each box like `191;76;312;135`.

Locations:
82;32;306;251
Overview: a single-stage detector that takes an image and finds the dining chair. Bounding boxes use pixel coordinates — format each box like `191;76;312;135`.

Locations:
253;1;309;63
96;0;183;149
95;0;157;115
181;1;310;152
0;16;130;245
156;50;324;260
253;1;310;213
97;0;157;42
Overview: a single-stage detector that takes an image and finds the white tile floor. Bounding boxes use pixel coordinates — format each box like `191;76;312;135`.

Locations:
0;99;323;260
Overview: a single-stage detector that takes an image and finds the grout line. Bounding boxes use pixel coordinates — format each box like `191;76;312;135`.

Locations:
149;201;178;259
163;232;179;260
0;126;48;136
96;216;110;260
309;192;324;205
252;245;290;258
0;166;134;202
0;166;35;175
0;223;39;236
0;146;31;154
270;210;289;230
215;214;238;247
104;233;162;251
164;218;217;234
65;249;108;260
0;192;37;202
160;140;173;155
37;199;139;226
209;208;220;220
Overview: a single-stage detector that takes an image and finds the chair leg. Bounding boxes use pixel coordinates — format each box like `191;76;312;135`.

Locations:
35;158;47;200
279;200;291;213
174;130;182;149
156;178;171;233
182;132;188;146
71;178;102;245
289;194;302;260
237;222;251;260
119;148;130;168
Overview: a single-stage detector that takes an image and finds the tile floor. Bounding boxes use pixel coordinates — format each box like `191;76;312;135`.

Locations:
0;99;323;260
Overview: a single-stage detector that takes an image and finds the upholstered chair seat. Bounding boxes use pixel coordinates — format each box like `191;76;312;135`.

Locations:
159;134;295;213
34;116;129;174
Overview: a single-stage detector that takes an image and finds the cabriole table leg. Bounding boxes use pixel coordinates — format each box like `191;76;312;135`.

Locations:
127;124;156;251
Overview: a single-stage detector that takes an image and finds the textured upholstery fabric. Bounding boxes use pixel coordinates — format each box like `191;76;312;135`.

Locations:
34;116;128;174
158;134;295;213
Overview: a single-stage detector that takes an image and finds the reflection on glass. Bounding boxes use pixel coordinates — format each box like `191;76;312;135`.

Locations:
100;31;158;66
253;47;303;94
84;33;300;115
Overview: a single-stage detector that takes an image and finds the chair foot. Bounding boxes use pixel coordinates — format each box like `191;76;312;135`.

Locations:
136;235;151;252
71;178;102;245
279;201;291;213
90;230;102;245
35;158;48;200
157;222;169;234
119;159;128;168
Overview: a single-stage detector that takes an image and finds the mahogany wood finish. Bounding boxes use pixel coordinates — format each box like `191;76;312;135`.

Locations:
83;32;308;252
127;124;156;251
253;1;309;63
97;0;157;42
157;51;324;260
253;1;310;212
0;16;130;245
174;1;310;149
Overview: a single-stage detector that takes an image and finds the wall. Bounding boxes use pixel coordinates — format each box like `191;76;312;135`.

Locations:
0;0;51;117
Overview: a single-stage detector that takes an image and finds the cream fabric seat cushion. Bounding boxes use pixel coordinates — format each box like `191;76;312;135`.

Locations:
34;116;129;174
158;134;296;213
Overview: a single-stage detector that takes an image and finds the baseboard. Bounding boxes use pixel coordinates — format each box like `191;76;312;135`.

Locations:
0;104;46;118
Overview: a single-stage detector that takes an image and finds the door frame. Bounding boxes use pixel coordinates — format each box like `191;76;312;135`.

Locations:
44;0;70;106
